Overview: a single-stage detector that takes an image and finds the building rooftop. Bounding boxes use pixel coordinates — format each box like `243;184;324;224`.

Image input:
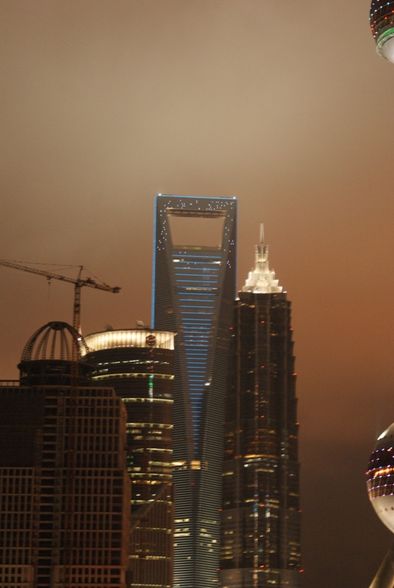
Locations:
83;329;175;354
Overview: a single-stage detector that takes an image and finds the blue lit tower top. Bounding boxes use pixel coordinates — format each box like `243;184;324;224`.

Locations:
152;194;236;459
370;0;394;61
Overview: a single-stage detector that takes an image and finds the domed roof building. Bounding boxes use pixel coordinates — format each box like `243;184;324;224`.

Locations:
370;0;394;61
18;321;91;385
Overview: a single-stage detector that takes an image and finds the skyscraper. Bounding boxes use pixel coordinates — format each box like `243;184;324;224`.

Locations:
0;321;130;588
83;328;175;588
220;229;302;588
151;194;237;588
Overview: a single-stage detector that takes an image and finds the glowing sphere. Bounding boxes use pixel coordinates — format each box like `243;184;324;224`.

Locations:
370;0;394;62
366;423;394;534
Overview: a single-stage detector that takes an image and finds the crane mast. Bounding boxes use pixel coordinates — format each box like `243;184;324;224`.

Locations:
0;259;120;332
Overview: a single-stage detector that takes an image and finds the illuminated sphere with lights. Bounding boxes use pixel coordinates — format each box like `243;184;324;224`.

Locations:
366;423;394;534
370;0;394;62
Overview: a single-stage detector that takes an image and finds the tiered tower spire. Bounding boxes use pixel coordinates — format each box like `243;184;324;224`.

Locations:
242;223;283;294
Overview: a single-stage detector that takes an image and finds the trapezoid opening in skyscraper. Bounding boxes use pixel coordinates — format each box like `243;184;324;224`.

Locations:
151;194;237;588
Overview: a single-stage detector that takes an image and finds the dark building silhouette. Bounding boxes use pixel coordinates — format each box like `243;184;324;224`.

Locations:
0;321;130;588
220;231;302;588
151;194;237;588
83;329;175;588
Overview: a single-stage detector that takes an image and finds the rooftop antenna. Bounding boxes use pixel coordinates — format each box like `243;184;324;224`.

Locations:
259;222;264;244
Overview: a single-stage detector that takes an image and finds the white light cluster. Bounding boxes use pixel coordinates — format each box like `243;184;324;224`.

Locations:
242;225;283;294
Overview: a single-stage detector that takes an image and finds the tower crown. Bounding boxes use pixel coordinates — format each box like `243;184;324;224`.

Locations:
242;224;283;294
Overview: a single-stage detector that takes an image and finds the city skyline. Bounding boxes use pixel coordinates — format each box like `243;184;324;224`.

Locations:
0;2;393;587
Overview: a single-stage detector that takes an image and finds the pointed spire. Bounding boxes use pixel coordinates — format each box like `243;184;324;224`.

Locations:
242;224;283;294
259;222;264;244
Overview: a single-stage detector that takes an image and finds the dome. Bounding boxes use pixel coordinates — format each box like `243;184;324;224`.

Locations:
366;423;394;534
370;0;394;62
19;322;91;386
21;321;88;362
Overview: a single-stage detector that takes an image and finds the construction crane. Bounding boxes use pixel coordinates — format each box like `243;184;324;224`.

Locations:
0;259;121;332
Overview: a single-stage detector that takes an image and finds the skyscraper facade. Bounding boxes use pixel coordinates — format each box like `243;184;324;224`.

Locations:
0;321;130;588
83;329;175;588
151;194;237;588
220;231;302;588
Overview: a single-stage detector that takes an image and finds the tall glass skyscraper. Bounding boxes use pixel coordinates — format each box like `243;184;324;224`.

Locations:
220;230;302;588
151;194;237;588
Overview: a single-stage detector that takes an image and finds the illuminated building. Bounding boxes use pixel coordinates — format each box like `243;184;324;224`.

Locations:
370;0;394;62
366;423;394;588
0;321;130;588
367;422;394;533
151;194;237;588
220;229;302;587
83;329;175;588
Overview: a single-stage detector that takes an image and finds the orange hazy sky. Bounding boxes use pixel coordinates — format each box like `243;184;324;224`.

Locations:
0;2;393;585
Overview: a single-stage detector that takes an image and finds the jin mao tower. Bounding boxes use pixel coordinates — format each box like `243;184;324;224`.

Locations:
151;194;237;588
221;229;301;587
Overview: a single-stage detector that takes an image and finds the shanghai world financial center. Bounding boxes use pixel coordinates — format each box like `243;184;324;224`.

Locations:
152;195;237;588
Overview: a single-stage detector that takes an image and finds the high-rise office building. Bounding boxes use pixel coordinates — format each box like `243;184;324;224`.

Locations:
0;321;130;588
151;195;237;588
83;329;175;588
220;230;301;588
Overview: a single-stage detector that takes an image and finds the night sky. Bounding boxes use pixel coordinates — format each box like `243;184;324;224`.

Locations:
0;2;393;586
